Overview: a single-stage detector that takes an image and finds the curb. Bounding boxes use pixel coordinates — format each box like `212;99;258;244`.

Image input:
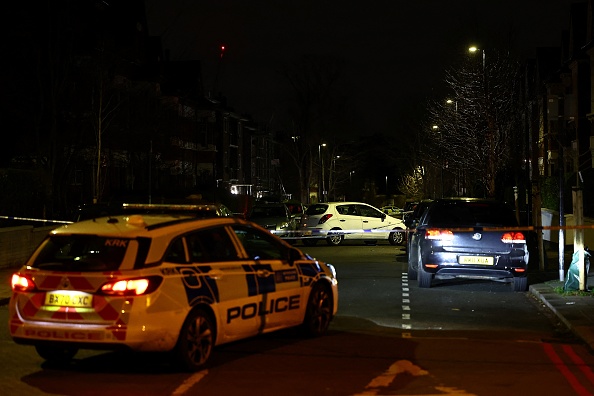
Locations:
530;282;594;351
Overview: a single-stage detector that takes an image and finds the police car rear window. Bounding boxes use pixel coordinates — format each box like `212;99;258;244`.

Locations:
31;235;131;271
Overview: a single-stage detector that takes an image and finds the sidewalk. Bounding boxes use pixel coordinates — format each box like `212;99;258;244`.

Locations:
2;249;594;350
530;274;594;349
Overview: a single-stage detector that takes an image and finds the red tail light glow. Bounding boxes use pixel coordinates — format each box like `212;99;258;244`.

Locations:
318;214;333;224
100;277;162;296
501;232;526;243
11;273;36;292
426;229;454;240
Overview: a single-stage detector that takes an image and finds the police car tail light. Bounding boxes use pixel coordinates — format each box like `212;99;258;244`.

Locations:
100;276;162;296
426;229;454;240
11;273;37;292
319;214;333;224
501;232;526;244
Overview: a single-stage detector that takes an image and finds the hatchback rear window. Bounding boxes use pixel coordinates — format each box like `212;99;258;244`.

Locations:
31;235;132;271
305;204;328;215
426;201;518;227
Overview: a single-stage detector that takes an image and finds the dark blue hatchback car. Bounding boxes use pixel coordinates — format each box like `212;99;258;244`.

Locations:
407;198;529;291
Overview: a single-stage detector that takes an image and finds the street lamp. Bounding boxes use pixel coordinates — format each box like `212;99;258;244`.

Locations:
331;155;340;200
432;125;443;198
446;99;460;195
468;46;485;70
318;143;327;202
446;99;457;113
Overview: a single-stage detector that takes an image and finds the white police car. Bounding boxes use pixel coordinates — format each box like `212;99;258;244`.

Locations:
9;213;338;371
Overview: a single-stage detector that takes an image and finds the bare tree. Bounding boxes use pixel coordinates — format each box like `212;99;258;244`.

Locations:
425;50;521;197
277;55;344;203
90;52;122;203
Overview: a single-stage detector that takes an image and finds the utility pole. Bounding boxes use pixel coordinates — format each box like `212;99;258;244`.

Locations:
573;125;586;290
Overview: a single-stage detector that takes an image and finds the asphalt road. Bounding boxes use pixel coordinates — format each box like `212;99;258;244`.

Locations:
1;241;592;395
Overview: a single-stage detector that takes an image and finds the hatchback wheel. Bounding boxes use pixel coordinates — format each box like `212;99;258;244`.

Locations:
407;250;418;280
174;307;215;371
389;228;405;246
417;251;432;288
326;229;343;246
513;276;528;292
302;283;333;336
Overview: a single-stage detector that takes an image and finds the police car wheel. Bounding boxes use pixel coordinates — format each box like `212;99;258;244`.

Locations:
174;307;216;371
302;283;333;337
35;344;78;364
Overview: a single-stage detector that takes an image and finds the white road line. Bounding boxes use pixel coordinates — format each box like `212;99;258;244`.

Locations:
171;370;209;395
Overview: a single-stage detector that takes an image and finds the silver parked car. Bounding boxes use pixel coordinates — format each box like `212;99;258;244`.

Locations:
248;202;298;240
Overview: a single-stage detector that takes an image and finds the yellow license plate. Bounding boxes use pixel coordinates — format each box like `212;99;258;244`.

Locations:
459;256;493;265
45;291;93;308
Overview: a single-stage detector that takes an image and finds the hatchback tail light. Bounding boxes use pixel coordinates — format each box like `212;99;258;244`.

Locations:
425;229;454;240
501;232;526;244
318;214;333;224
100;276;162;296
11;273;37;292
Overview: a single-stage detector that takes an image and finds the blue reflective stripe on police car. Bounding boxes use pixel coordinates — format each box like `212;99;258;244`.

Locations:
179;266;220;305
243;264;276;296
296;262;324;286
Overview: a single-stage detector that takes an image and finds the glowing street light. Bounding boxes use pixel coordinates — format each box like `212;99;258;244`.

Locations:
468;45;485;70
446;99;458;112
318;143;327;202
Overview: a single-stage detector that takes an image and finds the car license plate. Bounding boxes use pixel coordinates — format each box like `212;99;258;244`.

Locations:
459;256;493;265
303;230;312;236
45;291;93;308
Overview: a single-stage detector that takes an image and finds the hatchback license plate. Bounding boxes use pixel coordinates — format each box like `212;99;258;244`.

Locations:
459;256;493;265
45;291;93;308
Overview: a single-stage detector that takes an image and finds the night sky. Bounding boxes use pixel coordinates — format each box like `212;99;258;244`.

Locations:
145;0;578;136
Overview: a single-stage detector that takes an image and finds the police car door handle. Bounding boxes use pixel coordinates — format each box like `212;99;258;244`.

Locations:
256;269;272;277
208;269;224;280
339;219;346;222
